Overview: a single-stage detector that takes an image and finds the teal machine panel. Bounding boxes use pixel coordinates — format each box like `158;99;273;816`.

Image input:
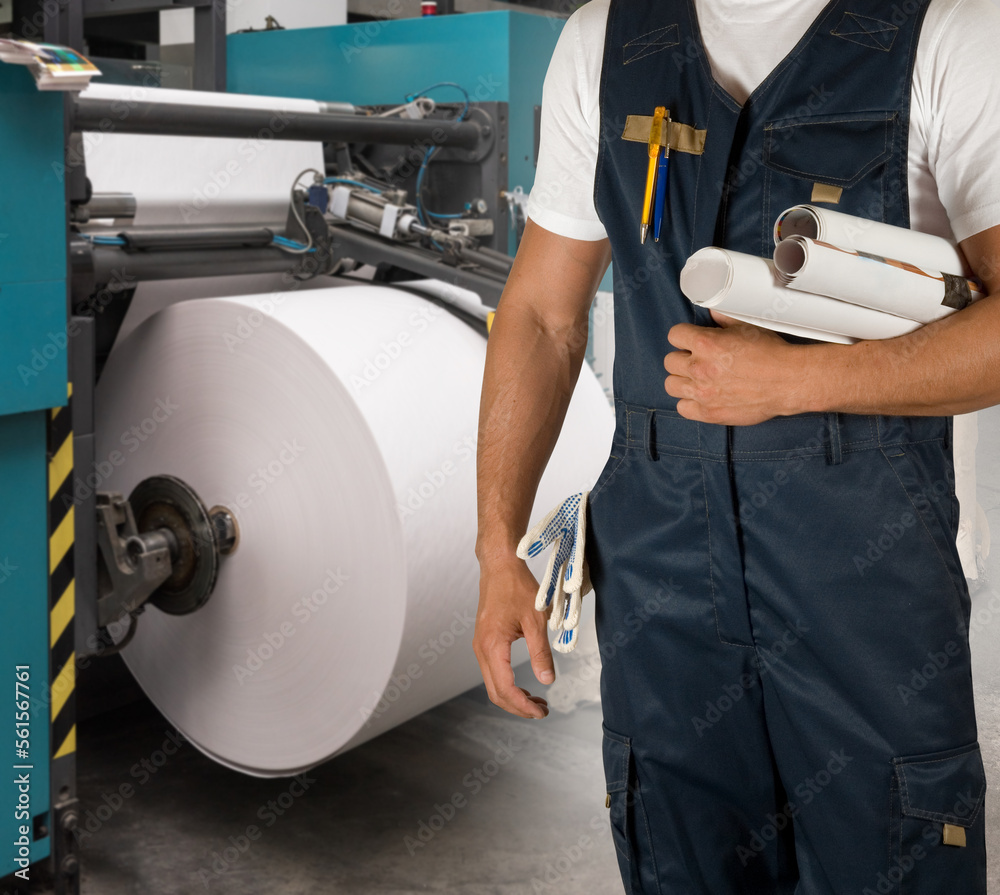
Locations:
228;11;564;255
0;62;67;877
0;65;68;415
0;412;52;878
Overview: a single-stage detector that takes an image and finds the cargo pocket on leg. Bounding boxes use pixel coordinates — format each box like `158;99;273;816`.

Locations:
888;742;987;894
603;726;661;895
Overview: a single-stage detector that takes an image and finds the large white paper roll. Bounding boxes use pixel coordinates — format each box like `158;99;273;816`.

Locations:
773;236;985;324
773;204;970;275
81;84;326;227
95;285;613;777
679;246;920;343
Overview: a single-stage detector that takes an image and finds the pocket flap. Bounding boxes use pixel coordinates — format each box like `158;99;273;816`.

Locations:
603;726;632;793
894;742;986;827
763;111;896;188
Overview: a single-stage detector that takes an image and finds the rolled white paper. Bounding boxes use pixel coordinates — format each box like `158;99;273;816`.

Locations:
773;236;985;324
773;204;970;275
718;311;854;345
679;246;920;342
95;285;613;776
81;84;326;227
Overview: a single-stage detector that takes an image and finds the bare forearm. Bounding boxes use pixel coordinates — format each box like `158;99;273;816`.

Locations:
475;306;587;564
796;293;1000;417
475;221;610;568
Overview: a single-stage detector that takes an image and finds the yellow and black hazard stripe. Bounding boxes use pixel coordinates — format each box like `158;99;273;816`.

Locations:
48;385;76;761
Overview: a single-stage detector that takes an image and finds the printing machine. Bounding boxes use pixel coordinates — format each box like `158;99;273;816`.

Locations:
0;11;561;893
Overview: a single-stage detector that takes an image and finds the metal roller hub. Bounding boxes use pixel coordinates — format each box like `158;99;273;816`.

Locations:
129;475;237;615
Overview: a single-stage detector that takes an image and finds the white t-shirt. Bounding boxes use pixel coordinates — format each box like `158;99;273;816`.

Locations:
527;0;1000;246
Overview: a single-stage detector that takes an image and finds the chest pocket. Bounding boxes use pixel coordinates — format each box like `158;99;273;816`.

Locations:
760;110;899;245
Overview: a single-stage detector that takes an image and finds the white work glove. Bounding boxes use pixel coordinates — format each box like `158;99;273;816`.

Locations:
516;492;592;654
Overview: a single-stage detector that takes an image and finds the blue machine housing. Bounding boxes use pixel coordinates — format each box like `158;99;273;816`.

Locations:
228;10;564;252
0;63;67;878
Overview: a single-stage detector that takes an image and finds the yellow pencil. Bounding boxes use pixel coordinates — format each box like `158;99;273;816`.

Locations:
641;106;666;244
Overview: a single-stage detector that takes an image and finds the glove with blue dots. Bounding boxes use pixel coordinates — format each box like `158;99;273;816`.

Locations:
516;491;592;653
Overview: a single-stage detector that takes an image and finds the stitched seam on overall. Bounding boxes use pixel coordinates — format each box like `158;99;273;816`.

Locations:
684;0;742;114
763;117;892;185
593;0;617;237
762;159;772;258
701;457;753;649
750;4;837;100
839;12;896;31
592;453;629;502
827;413;843;465
720;142;733;248
655;448;725;461
635;782;663;895
831;14;897;52
622;24;680;65
727;437;942;460
888;776;895;877
831;34;894;52
896;753;985;826
690;102;707;255
880;122;888;217
897;775;904;870
878;437;949;449
880;450;965;604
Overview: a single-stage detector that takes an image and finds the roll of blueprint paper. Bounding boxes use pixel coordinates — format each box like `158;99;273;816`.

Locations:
773;204;970;275
773;236;985;324
679;247;920;343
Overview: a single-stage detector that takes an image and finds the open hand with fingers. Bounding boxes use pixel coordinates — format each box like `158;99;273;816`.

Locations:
473;558;553;719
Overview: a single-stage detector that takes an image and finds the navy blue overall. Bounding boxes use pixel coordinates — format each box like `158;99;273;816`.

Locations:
587;1;987;892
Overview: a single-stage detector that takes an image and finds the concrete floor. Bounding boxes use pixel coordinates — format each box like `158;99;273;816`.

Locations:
75;409;1000;894
76;648;622;895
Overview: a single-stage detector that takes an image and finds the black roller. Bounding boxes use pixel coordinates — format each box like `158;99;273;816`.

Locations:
73;98;482;149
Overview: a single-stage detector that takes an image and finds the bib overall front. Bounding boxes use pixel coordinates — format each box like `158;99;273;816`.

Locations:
587;1;987;891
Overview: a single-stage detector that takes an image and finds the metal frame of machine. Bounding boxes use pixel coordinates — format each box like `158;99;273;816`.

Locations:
1;10;561;892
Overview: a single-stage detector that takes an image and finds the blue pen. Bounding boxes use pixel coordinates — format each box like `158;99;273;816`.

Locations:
653;114;670;242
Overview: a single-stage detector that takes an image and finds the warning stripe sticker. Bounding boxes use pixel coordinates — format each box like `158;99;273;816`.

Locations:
49;386;76;761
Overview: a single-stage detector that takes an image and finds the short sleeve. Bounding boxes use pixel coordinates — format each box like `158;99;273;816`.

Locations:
526;0;610;241
919;0;1000;243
